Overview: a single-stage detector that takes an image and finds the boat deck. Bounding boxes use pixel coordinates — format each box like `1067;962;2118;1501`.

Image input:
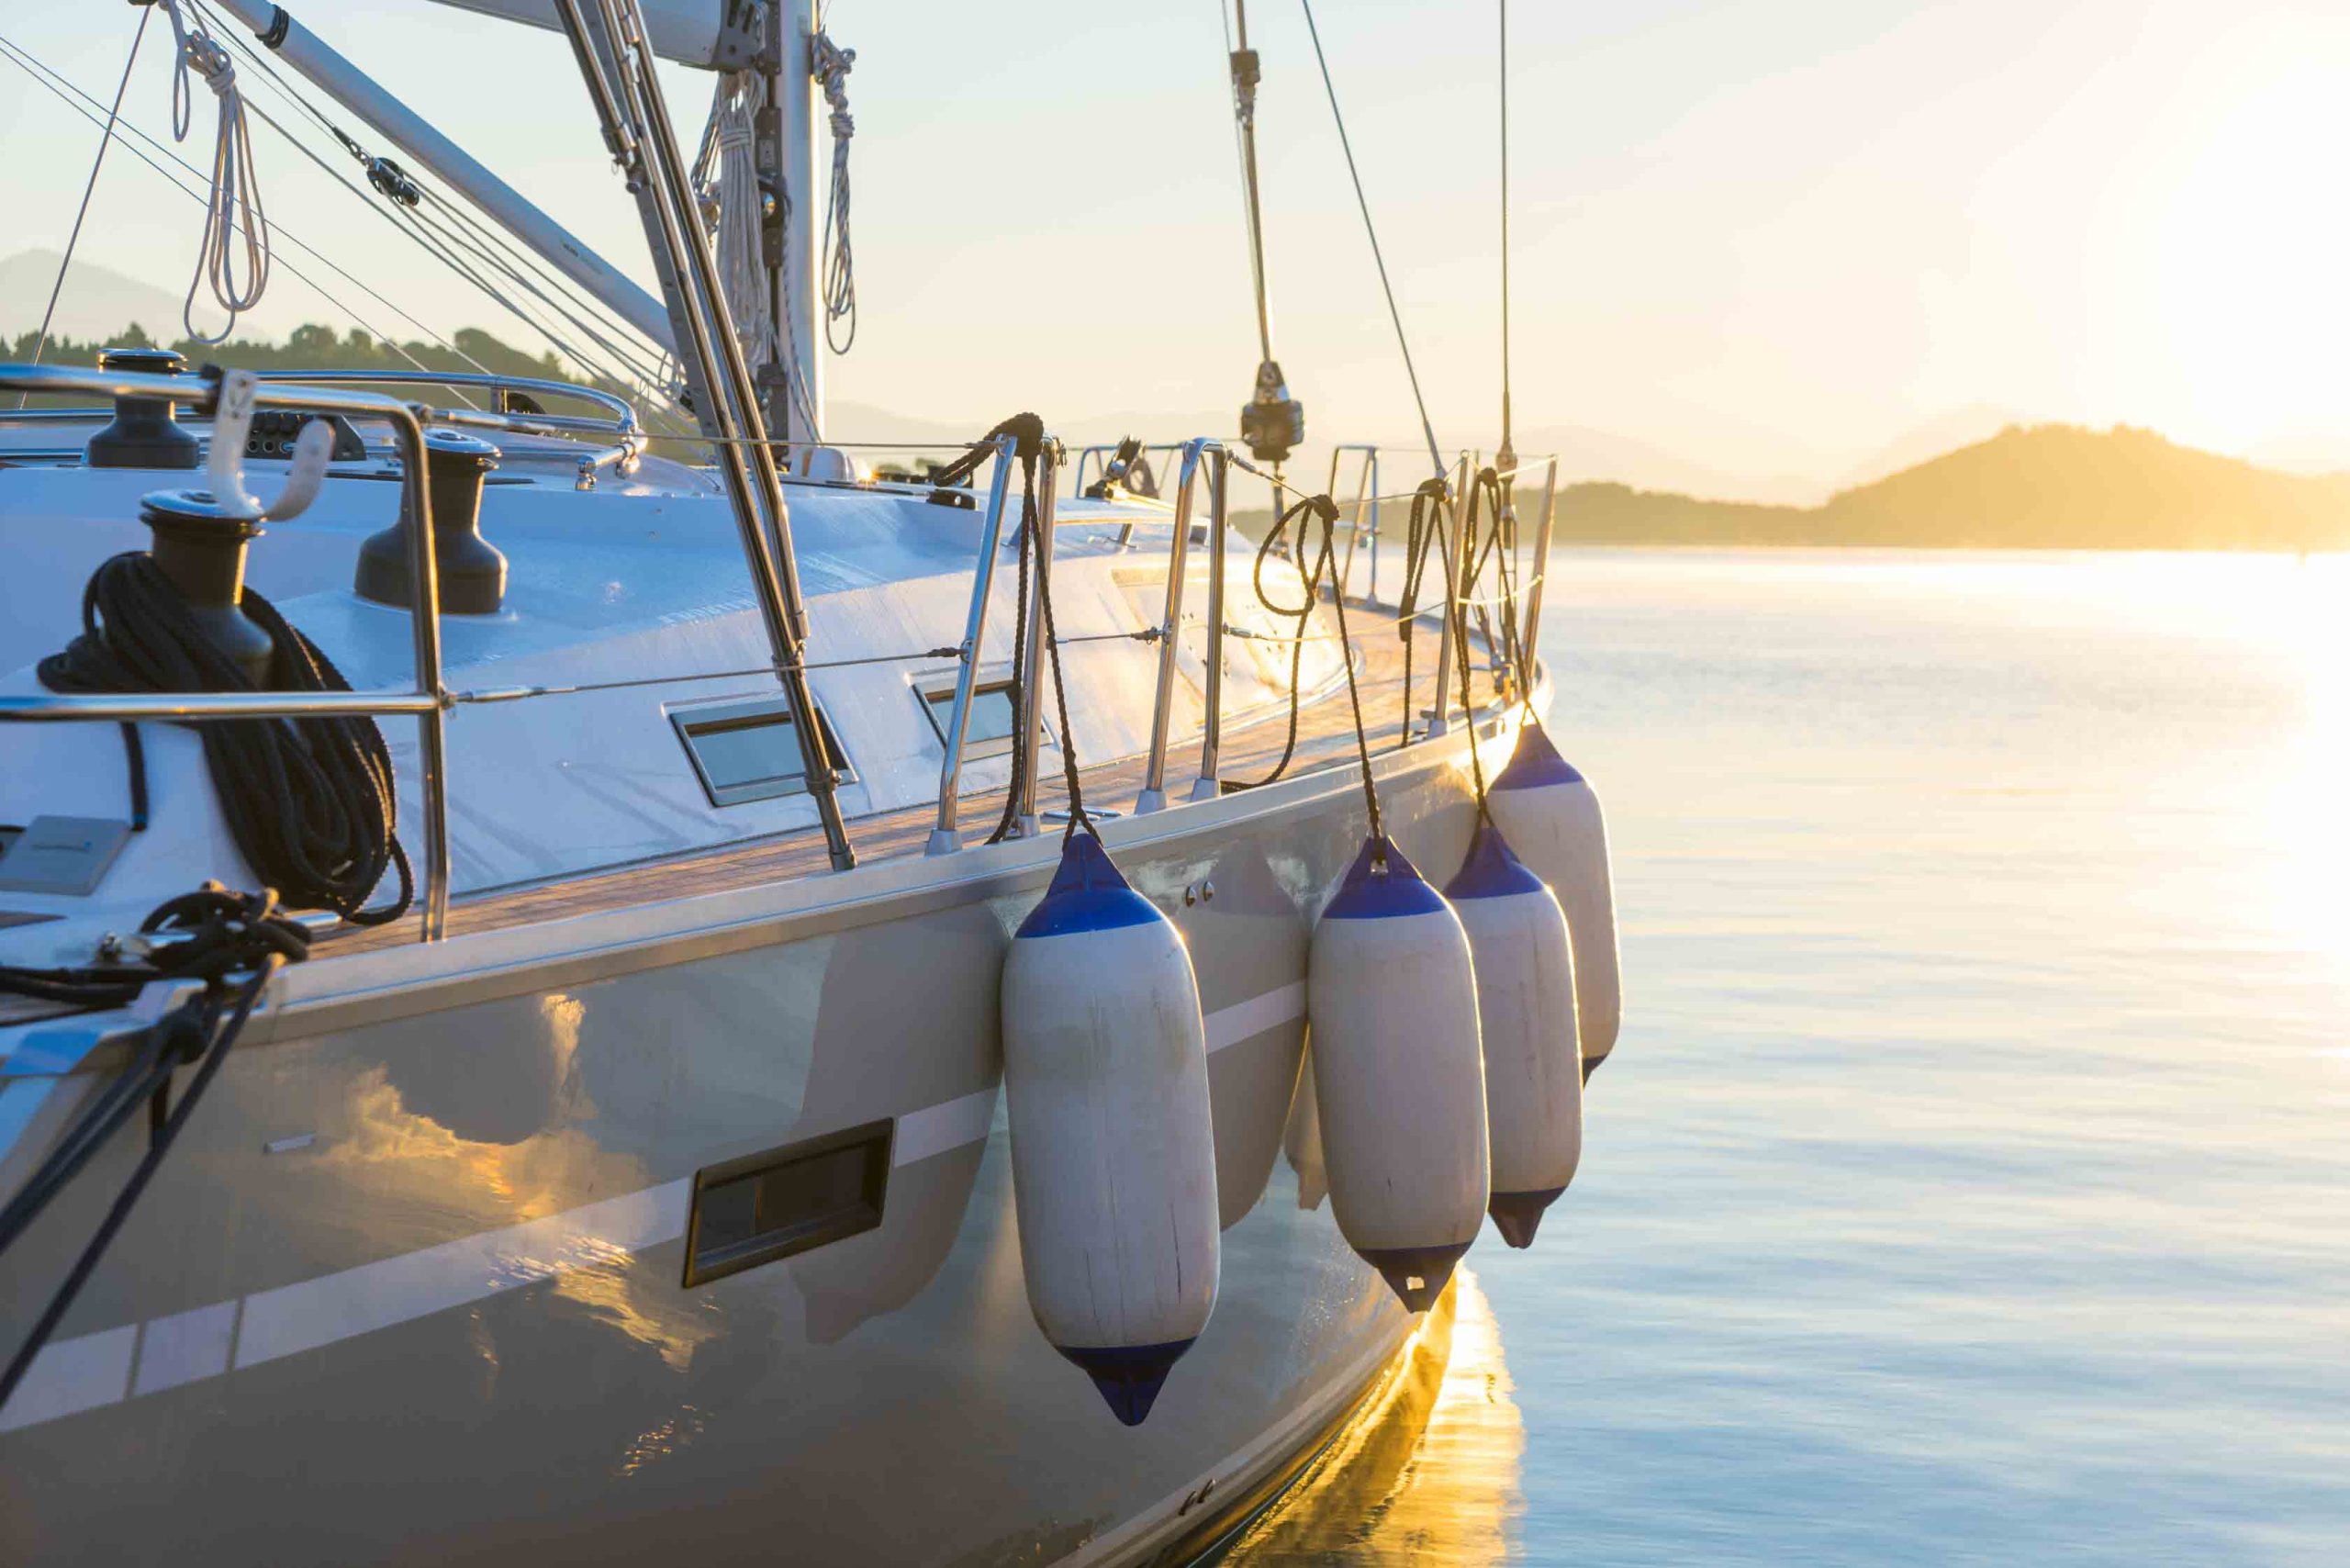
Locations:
312;606;1489;956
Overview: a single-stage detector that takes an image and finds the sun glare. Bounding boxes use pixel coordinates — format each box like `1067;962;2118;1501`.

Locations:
2155;59;2350;454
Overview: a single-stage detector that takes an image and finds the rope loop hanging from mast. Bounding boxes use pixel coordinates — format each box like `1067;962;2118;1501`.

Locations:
163;0;271;344
811;28;857;354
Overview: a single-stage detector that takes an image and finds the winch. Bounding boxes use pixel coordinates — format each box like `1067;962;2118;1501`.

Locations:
355;428;509;615
84;346;202;471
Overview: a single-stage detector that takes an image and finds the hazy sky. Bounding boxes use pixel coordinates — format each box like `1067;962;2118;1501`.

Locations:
6;0;2348;495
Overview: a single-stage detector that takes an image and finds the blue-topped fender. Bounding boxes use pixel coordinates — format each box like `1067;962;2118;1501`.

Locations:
1490;720;1584;791
1321;834;1449;922
1444;817;1548;902
1015;832;1163;939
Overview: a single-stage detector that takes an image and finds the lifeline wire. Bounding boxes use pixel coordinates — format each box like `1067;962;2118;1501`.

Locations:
14;6;149;406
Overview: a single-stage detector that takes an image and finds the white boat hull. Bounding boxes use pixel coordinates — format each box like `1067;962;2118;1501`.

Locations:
0;732;1501;1564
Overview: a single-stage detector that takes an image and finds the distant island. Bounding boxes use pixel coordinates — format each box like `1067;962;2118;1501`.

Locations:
15;309;2347;551
1537;424;2350;551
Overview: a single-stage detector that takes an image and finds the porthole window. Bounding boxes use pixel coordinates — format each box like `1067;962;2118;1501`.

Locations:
669;693;855;808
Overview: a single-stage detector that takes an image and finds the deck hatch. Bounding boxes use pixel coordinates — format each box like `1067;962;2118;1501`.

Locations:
913;675;1043;761
668;693;855;808
682;1119;893;1287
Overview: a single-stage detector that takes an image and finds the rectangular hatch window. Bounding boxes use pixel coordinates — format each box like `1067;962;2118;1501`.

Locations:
669;693;854;808
914;675;1041;761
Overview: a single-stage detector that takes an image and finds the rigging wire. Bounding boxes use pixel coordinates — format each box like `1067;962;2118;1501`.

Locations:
192;5;669;396
14;6;150;409
7;27;484;387
1297;0;1444;481
1223;1;1276;371
1497;0;1514;470
0;35;476;387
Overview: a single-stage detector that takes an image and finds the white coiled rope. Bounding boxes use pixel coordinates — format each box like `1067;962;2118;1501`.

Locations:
812;29;856;354
163;0;268;343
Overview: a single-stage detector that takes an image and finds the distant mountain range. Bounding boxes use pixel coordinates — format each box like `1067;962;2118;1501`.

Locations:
8;268;2344;550
0;251;185;346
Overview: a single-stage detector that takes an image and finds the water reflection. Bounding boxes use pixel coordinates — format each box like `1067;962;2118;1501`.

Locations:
1227;1268;1524;1564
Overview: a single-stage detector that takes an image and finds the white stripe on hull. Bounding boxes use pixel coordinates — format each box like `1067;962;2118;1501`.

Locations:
1;984;1305;1436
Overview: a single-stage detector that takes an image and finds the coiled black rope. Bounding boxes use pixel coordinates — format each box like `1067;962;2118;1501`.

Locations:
926;415;1094;846
1216;493;1386;856
0;885;308;1415
1459;465;1528;701
973;414;1046;846
35;553;412;926
1224;490;1348;793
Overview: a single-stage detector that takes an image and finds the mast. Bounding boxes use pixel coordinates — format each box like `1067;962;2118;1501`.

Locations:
759;0;823;447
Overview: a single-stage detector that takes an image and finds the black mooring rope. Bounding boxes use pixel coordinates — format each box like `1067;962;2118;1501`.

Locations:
0;886;308;1415
1222;491;1382;860
1224;490;1348;793
36;554;413;927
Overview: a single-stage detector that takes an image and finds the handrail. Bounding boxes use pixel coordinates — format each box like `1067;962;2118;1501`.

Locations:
1013;441;1063;838
924;434;1021;855
1328;443;1382;602
247;370;642;435
1188;446;1232;802
1070;442;1188;502
1136;437;1214;813
1520;455;1561;655
5;365;646;458
1425;454;1471;739
0;362;452;943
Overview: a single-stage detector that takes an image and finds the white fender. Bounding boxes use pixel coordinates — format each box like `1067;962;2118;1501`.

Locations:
1445;819;1582;1249
1485;722;1622;1080
1001;832;1218;1425
1306;835;1488;1311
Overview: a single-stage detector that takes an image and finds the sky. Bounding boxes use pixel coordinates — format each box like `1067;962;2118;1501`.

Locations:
6;0;2350;501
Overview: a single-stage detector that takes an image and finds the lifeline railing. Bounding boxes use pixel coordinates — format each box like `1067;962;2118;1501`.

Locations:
0;367;1556;940
0;362;455;944
0;358;1048;932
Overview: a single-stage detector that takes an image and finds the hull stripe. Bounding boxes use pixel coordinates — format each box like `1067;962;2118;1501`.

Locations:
1204;980;1306;1054
1;980;1306;1436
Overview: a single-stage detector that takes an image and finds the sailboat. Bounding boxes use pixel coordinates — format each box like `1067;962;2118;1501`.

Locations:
0;1;1611;1560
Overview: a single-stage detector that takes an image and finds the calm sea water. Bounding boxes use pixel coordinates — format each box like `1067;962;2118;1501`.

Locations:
1235;549;2350;1565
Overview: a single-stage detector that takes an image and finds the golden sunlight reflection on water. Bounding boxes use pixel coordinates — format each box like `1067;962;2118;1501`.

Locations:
1227;1268;1523;1564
